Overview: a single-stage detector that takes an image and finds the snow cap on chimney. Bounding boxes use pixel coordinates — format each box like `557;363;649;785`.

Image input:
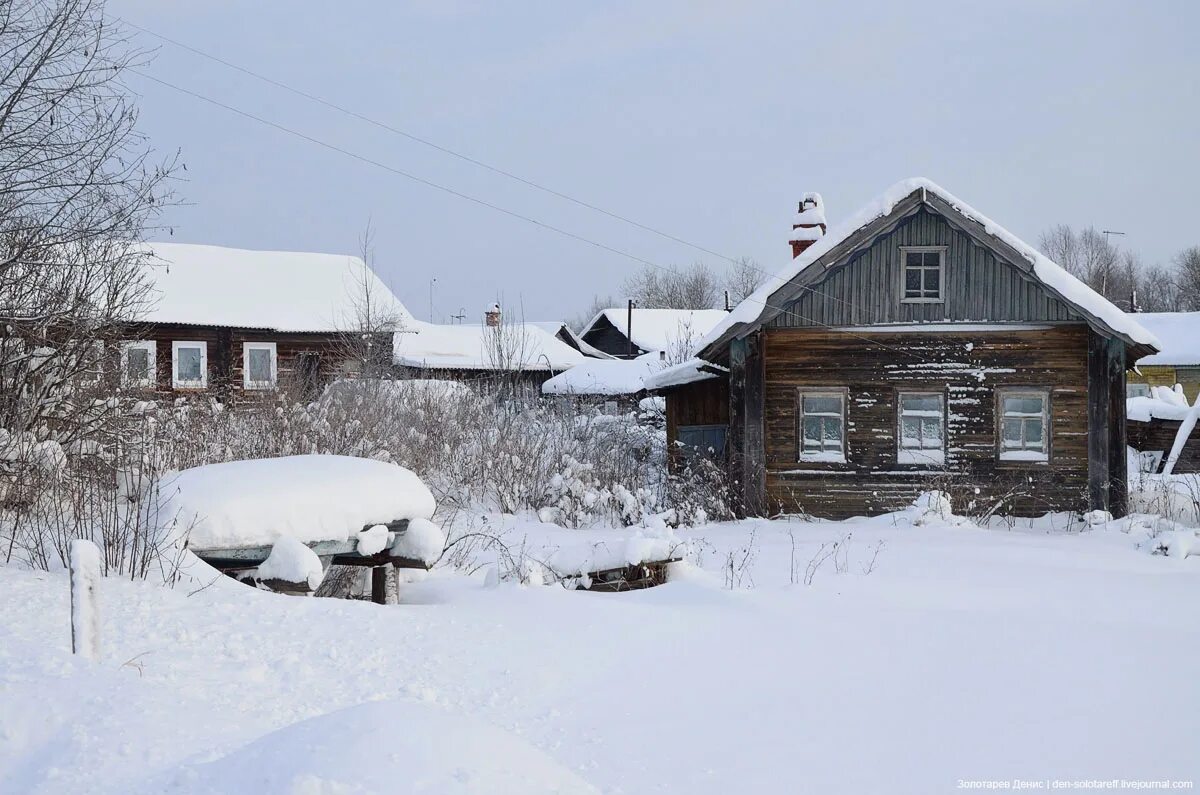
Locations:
789;192;827;259
484;303;502;327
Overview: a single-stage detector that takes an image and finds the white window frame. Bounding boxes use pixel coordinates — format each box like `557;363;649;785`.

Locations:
1126;382;1151;399
997;388;1050;463
120;340;156;389
172;340;208;389
242;341;278;390
899;246;946;304
897;391;946;466
797;388;847;463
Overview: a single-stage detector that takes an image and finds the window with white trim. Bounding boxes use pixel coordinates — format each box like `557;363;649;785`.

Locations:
172;341;207;389
901;247;945;302
897;392;945;465
798;389;846;462
1126;382;1150;399
998;389;1049;462
121;340;156;388
243;342;277;389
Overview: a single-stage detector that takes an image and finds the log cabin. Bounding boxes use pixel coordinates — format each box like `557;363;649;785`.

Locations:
662;179;1161;519
116;243;402;399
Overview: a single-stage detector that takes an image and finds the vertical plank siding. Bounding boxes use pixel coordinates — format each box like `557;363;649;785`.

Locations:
769;209;1082;328
762;325;1092;518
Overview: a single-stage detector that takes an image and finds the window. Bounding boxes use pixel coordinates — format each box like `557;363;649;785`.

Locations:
901;246;945;302
79;340;105;386
898;392;945;465
677;424;727;461
172;341;207;389
798;390;846;462
998;389;1049;462
1126;382;1151;399
243;342;277;390
121;341;156;388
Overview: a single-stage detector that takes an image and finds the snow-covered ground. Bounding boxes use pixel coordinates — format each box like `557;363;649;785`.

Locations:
2;509;1198;794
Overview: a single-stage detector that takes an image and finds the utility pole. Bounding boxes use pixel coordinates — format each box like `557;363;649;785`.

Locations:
1102;229;1126;245
626;298;635;358
429;277;437;322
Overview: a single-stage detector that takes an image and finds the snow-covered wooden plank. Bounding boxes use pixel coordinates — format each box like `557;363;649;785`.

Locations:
69;539;102;661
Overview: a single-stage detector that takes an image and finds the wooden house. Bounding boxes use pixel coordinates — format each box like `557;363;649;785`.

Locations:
1124;312;1200;400
116;243;401;399
579;307;729;359
665;179;1159;519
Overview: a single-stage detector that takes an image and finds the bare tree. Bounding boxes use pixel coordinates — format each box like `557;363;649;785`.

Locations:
1137;262;1181;312
623;262;719;309
1039;225;1126;301
1173;246;1200;311
334;221;405;381
570;293;616;333
0;1;175;457
724;257;762;305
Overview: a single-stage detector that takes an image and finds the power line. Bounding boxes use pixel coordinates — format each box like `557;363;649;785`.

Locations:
123;68;928;362
120;17;873;320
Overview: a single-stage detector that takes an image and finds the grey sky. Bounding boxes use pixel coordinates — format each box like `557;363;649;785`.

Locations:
113;0;1199;324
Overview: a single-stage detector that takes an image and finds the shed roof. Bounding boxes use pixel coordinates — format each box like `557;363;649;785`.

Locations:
541;352;666;396
1129;312;1200;366
140;242;403;332
582;308;730;354
698;178;1160;361
393;317;588;372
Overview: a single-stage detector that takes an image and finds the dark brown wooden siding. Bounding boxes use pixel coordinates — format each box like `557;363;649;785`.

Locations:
763;325;1092;518
1129;418;1200;473
665;378;730;468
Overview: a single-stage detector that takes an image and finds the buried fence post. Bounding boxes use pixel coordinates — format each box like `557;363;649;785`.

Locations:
69;539;102;661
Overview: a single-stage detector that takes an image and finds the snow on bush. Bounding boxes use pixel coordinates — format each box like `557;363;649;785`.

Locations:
910;491;954;525
255;536;324;591
1148;529;1200;559
390;517;445;565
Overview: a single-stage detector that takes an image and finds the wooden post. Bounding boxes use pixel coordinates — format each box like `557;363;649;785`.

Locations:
370;566;388;605
69;539;102;661
1107;339;1129;517
729;333;767;517
626;299;635;358
1086;329;1112;512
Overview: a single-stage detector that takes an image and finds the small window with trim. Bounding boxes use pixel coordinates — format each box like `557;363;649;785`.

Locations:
243;342;278;390
1126;382;1150;399
897;392;945;465
901;246;945;303
998;389;1050;462
121;340;156;388
172;341;207;389
798;389;846;462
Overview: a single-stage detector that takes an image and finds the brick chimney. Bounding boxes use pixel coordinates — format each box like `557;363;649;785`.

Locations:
789;192;827;258
484;303;502;327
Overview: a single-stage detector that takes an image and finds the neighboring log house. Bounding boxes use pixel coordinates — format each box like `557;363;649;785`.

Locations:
663;179;1160;519
117;243;401;399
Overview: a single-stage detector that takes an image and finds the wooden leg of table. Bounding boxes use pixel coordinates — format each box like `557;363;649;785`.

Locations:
371;566;388;605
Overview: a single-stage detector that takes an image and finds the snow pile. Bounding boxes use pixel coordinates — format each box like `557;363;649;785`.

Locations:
255;537;324;591
1128;473;1200;525
544;526;684;577
356;524;390;556
390;517;445;565
700;177;1160;353
0;429;67;472
1127;385;1192;422
163;698;599;794
542;352;666;395
1147;528;1200;559
908;490;963;526
1129;312;1200;366
582;308;730;354
141;242;403;331
792;191;826;227
162;455;436;550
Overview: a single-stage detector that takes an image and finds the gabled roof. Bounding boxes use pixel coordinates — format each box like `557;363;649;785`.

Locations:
698;178;1160;361
582;308;730;354
392;316;588;372
140;242;404;332
1126;312;1200;366
529;321;616;360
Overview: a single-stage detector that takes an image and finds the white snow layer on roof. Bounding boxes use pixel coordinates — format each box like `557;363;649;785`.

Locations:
139;242;404;332
163;455;436;549
700;178;1160;350
1127;386;1193;423
641;357;724;391
1128;312;1200;365
542;352;665;395
586;308;730;354
393;315;588;371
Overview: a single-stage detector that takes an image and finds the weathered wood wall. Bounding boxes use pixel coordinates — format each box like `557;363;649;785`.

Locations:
1128;419;1200;473
664;377;730;457
580;315;640;359
762;325;1093;518
770;208;1083;328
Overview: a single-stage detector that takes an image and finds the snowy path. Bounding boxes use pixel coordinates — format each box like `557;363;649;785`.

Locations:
1;518;1197;793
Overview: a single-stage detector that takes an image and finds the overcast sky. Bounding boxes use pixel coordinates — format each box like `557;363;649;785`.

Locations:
112;0;1199;324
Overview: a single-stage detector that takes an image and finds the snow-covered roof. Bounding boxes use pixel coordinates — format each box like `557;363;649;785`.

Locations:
582;308;730;354
393;314;588;371
164;455;436;550
1129;312;1200;366
642;357;726;391
541;352;666;395
529;321;615;359
700;178;1160;355
139;242;404;332
1128;386;1193;423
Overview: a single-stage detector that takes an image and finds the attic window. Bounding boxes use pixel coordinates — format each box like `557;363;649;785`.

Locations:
900;247;945;303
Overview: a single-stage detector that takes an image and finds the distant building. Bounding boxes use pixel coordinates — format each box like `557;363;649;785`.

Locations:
578;307;729;359
1126;312;1200;401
